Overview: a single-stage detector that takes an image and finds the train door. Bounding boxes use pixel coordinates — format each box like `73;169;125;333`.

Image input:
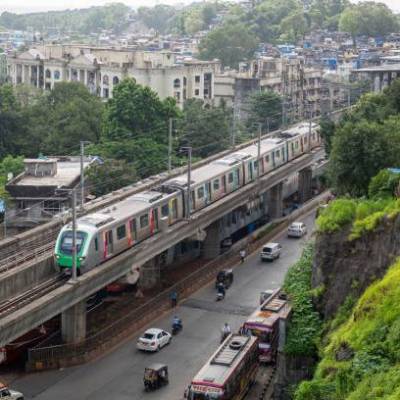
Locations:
222;175;227;193
191;190;195;211
106;230;113;255
171;198;178;220
248;162;254;181
272;151;276;168
282;146;286;162
205;182;212;204
129;219;137;245
300;137;304;152
234;168;240;188
151;208;159;233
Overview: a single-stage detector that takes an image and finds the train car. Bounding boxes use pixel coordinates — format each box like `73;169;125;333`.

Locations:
55;190;183;274
55;121;321;274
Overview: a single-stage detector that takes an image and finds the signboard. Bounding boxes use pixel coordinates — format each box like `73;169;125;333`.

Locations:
192;385;223;395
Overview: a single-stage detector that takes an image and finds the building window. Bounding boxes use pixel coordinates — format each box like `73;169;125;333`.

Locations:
103;88;109;98
113;76;119;85
161;204;169;217
103;75;109;85
117;225;126;240
195;75;200;83
213;179;220;191
195;89;199;96
228;172;234;183
174;91;181;101
45;69;51;79
140;214;149;228
54;70;61;80
183;77;187;86
173;78;180;88
197;187;204;199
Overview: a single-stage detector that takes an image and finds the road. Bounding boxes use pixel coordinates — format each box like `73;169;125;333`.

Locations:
11;212;316;400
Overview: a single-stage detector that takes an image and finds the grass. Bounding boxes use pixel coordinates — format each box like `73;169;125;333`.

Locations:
294;259;400;400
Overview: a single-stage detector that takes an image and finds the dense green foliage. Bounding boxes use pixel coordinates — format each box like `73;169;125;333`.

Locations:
368;170;400;199
283;244;322;357
198;22;258;68
316;197;400;240
328;80;400;197
295;259;400;399
245;91;282;132
339;2;398;45
0;155;24;202
0;3;130;35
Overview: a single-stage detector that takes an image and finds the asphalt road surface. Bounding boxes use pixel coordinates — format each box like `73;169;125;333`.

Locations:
12;212;316;400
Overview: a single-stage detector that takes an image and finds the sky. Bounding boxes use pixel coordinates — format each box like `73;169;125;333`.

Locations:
0;0;399;14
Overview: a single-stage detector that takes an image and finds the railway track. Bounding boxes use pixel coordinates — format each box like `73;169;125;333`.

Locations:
0;274;67;318
0;241;55;274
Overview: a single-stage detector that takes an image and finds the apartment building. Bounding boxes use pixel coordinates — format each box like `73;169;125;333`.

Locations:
214;56;322;121
6;44;220;108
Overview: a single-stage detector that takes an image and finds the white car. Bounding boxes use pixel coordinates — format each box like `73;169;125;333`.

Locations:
260;242;282;261
0;383;24;400
287;222;307;238
137;328;172;352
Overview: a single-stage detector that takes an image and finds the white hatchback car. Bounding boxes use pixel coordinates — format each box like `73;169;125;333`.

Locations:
137;328;172;352
287;222;307;238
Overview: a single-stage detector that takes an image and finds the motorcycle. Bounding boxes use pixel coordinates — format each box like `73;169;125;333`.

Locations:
216;291;225;301
172;320;183;335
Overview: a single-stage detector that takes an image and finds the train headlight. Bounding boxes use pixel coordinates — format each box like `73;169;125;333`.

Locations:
55;255;60;259
79;256;86;261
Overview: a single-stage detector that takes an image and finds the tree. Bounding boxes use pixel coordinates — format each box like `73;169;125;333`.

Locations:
339;3;398;46
280;10;308;41
368;169;400;199
178;99;231;158
86;160;137;197
137;5;177;34
246;91;282;132
198;22;258;68
329;117;400;196
319;116;336;155
103;78;180;143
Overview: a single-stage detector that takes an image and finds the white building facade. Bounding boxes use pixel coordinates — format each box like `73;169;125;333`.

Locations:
7;44;220;108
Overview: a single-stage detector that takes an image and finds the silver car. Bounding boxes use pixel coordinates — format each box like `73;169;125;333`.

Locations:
287;222;307;238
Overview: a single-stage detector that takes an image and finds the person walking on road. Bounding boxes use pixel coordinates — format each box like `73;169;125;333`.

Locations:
240;248;246;263
170;290;178;307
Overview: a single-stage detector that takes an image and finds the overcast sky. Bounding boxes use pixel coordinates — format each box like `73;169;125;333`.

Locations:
0;0;399;14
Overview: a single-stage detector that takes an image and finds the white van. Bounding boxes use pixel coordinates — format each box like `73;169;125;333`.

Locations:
260;242;282;261
287;222;307;238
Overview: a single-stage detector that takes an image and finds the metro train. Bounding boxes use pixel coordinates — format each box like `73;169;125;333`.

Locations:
54;122;321;274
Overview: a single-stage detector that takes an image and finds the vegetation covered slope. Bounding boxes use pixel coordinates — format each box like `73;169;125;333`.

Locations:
295;258;400;399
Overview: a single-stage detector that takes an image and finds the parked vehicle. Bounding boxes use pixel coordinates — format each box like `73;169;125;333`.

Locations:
0;383;24;400
143;364;169;391
215;269;234;289
184;335;259;400
137;328;171;352
287;222;307;238
260;242;282;261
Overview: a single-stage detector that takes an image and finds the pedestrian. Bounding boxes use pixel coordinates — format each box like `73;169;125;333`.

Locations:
240;248;246;263
170;290;178;307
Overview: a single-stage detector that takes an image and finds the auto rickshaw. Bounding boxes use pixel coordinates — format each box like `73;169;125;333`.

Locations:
144;363;169;391
215;269;234;289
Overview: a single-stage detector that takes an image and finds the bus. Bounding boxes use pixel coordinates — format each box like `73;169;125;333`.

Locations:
184;334;259;400
243;288;291;363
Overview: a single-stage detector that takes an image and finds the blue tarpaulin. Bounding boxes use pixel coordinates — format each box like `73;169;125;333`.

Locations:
0;200;5;213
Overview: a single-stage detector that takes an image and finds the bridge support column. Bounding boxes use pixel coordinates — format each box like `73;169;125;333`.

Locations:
61;300;86;344
298;167;312;203
138;258;160;289
203;220;221;260
268;182;283;219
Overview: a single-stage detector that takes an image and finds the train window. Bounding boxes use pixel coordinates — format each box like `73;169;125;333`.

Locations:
197;187;204;199
228;172;234;183
94;237;98;251
117;225;126;240
140;214;149;228
161;204;169;217
213;179;220;190
265;155;270;163
276;150;280;158
254;160;258;169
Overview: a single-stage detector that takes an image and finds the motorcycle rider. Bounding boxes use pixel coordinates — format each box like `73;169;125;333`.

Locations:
221;322;231;342
172;315;182;330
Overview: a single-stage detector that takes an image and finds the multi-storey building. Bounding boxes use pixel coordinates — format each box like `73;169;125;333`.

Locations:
214;56;322;122
0;52;7;83
7;44;220;108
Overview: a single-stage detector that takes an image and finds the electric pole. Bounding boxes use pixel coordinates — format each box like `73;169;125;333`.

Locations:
71;189;77;282
168;118;173;174
181;147;192;219
257;123;262;182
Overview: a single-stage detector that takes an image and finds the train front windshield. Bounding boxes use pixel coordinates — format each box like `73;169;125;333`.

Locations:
59;231;87;255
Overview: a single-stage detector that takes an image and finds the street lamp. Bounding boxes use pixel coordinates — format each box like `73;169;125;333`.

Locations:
80;140;91;210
